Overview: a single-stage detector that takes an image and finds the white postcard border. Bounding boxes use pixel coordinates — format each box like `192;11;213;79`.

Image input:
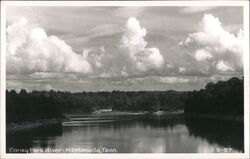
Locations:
0;1;249;159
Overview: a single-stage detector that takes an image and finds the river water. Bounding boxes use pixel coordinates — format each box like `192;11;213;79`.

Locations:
6;113;244;153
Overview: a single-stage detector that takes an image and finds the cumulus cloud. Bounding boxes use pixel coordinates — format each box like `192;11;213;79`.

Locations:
194;49;213;61
7;17;167;80
86;17;166;79
216;60;234;72
82;46;106;70
120;17;165;73
7;18;93;74
178;67;186;73
181;14;243;73
159;77;190;84
8;17;168;78
189;14;243;53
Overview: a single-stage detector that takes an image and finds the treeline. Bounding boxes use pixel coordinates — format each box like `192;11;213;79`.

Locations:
6;90;188;123
6;77;244;123
184;77;243;115
6;90;62;123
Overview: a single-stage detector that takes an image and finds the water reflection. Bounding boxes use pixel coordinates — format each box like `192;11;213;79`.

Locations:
6;114;244;153
7;123;62;152
185;117;244;152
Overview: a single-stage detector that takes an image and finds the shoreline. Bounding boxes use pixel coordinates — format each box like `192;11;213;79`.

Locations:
65;110;185;117
184;113;243;122
6;118;62;133
6;111;243;132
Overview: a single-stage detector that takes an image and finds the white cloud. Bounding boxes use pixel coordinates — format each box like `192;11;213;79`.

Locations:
190;14;243;53
194;49;213;61
7;18;93;74
41;84;53;91
6;17;166;79
216;61;234;72
178;67;186;73
179;37;193;46
86;17;166;79
120;17;165;73
159;77;190;84
181;14;243;73
7;17;28;56
82;46;105;70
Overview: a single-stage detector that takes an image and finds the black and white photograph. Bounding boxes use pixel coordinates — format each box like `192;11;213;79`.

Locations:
0;1;249;159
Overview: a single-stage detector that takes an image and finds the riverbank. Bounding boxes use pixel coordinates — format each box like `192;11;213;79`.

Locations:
184;113;243;122
6;112;243;132
65;110;184;117
6;118;62;132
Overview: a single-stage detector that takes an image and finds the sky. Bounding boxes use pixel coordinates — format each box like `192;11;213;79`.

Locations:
6;6;244;92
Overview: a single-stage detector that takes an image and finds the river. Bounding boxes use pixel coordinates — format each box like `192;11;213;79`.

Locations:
6;113;244;153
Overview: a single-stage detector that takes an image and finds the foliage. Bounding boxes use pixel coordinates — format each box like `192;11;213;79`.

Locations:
184;77;243;115
6;89;188;123
6;77;243;123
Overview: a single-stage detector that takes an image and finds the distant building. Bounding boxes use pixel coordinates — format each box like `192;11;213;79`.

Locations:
99;108;112;112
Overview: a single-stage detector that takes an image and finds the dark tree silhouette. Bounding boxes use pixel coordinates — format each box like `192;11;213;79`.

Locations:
6;77;243;123
6;89;188;123
184;77;243;116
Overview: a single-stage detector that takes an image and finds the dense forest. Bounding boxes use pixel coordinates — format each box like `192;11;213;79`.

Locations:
6;77;243;123
184;77;244;116
6;89;187;123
